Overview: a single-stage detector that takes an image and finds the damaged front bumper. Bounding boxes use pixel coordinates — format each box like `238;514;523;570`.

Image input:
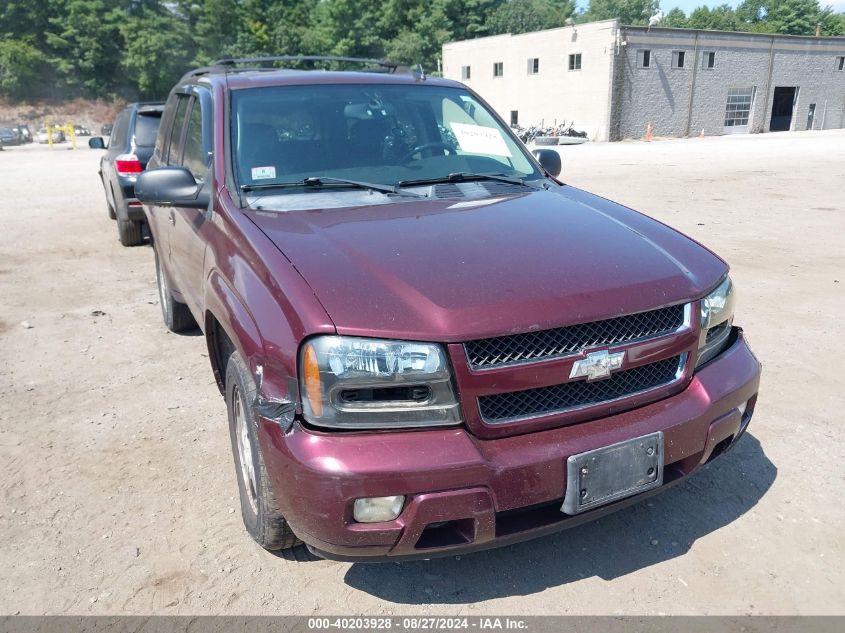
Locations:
256;330;761;561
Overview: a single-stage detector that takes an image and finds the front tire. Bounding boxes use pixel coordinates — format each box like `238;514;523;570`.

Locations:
225;350;300;551
154;246;196;332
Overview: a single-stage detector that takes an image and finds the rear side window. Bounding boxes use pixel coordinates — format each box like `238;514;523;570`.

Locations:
165;96;190;165
133;112;162;147
182;101;207;180
110;111;130;149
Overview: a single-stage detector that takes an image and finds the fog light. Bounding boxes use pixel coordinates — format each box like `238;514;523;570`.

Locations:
353;496;405;523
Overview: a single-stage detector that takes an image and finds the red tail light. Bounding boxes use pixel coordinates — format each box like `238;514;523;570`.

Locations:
115;154;142;176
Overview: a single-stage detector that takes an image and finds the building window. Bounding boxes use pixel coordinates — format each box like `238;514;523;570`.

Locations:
704;51;716;69
836;56;844;71
510;110;519;126
493;62;503;77
672;51;686;69
637;49;651;69
527;58;539;74
568;53;582;71
724;87;755;128
461;65;471;80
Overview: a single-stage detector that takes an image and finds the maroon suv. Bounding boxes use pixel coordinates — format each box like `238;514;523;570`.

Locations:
134;57;761;561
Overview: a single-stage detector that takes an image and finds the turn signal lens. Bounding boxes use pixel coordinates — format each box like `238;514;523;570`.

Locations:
302;343;323;418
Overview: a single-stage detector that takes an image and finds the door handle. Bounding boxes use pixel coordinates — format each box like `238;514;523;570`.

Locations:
169;210;175;226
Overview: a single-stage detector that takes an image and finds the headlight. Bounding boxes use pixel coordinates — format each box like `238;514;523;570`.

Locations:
696;276;736;367
299;336;462;429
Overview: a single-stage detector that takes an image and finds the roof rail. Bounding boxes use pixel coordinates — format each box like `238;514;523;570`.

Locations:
178;56;408;84
215;55;400;71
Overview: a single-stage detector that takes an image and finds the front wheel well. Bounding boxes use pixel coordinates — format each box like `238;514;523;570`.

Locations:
206;314;236;395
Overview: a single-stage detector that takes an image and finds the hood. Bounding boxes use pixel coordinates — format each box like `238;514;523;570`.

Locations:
246;186;727;341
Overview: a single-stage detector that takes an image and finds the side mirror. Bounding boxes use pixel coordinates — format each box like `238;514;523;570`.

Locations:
135;167;210;209
532;148;561;178
88;136;105;149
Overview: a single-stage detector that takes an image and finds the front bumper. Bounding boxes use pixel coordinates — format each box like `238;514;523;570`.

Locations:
258;329;760;561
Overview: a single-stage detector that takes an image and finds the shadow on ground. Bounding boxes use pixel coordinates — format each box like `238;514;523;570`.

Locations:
343;432;775;603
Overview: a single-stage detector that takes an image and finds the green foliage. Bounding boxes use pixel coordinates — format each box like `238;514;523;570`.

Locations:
660;7;689;27
488;0;576;35
45;0;126;97
0;38;49;98
687;4;741;31
1;0;843;101
663;0;844;35
582;0;660;25
119;3;191;99
739;0;829;35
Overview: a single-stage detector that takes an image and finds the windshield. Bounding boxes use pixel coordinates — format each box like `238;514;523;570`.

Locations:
230;83;541;190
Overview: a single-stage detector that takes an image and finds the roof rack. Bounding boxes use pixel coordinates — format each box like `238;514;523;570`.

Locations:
183;55;404;80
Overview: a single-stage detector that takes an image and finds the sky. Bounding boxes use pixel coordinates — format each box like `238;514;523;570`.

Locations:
576;1;845;15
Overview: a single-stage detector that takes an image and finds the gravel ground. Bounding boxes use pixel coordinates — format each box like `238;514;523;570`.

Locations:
1;130;843;615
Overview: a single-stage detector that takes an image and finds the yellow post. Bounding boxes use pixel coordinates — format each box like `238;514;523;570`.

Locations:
66;121;77;149
46;123;54;148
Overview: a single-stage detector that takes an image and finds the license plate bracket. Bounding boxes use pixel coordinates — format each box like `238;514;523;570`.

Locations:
562;431;664;515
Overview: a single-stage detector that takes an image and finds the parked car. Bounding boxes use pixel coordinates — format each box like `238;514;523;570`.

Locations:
15;124;33;143
89;102;165;246
134;57;761;560
73;125;91;136
35;127;64;144
101;123;113;136
0;127;22;147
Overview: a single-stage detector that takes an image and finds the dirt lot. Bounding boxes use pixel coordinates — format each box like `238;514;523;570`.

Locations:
1;131;843;615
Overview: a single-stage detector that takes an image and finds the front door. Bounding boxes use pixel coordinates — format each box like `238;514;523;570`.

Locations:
770;87;797;132
169;90;213;322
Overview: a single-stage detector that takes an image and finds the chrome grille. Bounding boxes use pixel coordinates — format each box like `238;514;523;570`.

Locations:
478;355;684;423
465;304;687;369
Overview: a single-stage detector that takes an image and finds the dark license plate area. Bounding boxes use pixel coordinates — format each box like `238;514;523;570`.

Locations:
562;432;664;515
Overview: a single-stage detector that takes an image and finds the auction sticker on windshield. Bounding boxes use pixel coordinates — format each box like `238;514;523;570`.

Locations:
251;166;276;180
450;123;512;157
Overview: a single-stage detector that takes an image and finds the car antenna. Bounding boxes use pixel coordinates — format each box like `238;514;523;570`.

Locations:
413;63;426;81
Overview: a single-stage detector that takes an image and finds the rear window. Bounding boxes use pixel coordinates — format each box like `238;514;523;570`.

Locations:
134;112;163;147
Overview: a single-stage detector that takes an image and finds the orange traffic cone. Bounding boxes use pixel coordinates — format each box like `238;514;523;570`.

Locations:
644;123;654;142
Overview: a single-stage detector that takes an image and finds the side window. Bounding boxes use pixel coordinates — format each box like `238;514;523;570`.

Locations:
165;95;190;165
110;111;130;150
154;95;179;158
182;100;208;181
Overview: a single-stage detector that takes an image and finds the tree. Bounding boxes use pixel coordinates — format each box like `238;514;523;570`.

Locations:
736;0;838;35
178;0;241;64
487;0;576;35
443;0;507;41
45;0;126;97
582;0;660;25
687;4;741;31
660;7;689;27
119;3;191;99
0;38;49;98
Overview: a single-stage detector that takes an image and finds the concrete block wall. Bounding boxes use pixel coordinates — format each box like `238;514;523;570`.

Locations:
616;28;845;140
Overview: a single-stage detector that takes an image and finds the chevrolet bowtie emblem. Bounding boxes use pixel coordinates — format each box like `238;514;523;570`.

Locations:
569;350;626;381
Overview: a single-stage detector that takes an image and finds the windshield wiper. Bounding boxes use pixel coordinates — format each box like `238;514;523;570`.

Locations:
242;176;425;198
398;172;539;188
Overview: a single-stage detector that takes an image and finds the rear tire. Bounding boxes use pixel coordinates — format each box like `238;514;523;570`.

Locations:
154;246;196;332
225;350;300;551
117;217;144;246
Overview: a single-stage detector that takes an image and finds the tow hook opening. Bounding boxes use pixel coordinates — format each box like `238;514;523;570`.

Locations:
415;519;475;549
